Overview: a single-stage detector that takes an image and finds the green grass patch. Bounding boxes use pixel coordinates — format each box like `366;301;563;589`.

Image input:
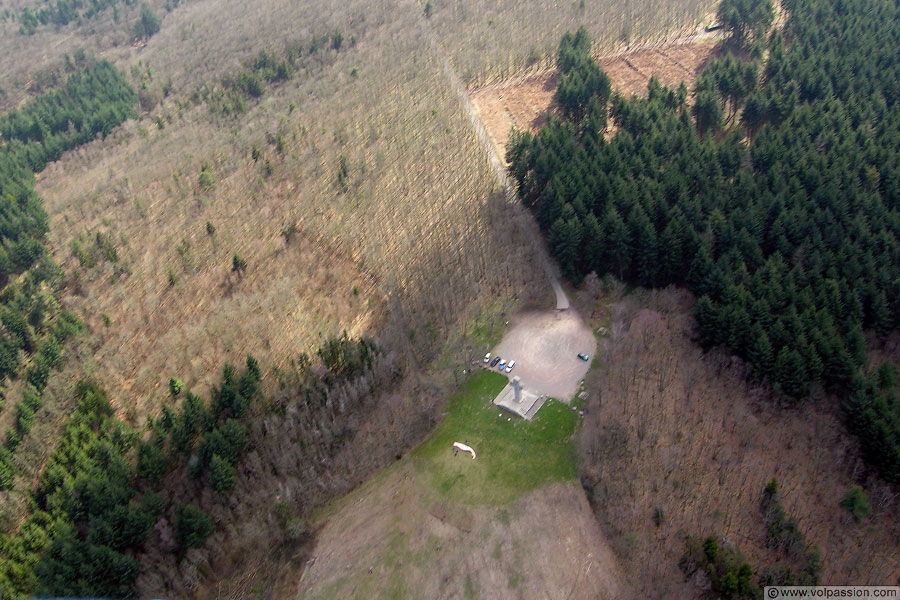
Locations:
464;572;478;599
429;297;517;381
413;370;577;506
465;298;511;348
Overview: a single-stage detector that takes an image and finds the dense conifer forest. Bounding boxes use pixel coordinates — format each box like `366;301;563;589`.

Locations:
508;0;900;483
0;360;261;598
0;59;137;492
0;335;381;598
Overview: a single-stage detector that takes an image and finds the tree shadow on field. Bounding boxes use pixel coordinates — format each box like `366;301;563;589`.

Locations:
373;187;548;370
530;73;561;132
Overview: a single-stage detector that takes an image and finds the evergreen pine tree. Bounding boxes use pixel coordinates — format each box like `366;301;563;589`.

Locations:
775;347;808;400
693;296;720;349
687;243;715;298
603;206;631;279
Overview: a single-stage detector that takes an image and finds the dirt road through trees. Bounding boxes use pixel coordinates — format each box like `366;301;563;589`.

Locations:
421;16;569;310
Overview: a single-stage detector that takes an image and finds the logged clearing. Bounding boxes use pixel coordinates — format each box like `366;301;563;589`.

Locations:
292;371;624;599
598;41;717;97
427;0;717;87
471;40;717;159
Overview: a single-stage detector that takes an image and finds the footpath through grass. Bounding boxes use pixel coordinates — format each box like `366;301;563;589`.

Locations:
414;369;578;506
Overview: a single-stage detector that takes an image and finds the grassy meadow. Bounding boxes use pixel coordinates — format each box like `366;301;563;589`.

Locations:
414;370;578;505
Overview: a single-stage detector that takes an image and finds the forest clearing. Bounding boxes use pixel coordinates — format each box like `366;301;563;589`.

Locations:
471;39;718;160
290;371;625;599
488;309;595;400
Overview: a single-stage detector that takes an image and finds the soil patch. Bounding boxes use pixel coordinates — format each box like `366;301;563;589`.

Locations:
471;41;718;159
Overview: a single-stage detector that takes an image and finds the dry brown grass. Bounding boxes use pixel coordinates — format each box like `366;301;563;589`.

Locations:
577;286;900;597
290;465;625;600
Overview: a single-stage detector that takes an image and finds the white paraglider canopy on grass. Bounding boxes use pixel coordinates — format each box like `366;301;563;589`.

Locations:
452;442;476;460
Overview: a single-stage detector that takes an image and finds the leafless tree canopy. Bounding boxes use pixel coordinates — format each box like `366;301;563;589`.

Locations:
577;288;900;598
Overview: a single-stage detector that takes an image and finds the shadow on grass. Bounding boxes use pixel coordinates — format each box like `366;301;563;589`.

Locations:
413;370;577;506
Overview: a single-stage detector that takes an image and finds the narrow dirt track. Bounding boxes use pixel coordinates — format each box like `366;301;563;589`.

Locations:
420;17;569;310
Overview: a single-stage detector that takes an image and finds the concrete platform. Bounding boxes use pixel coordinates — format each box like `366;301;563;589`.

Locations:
493;377;547;420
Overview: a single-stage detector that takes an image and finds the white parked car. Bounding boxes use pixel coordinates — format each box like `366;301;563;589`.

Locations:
483;352;491;363
505;360;516;373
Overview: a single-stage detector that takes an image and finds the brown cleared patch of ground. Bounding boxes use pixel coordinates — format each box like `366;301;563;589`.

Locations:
290;463;624;600
471;40;717;160
600;42;716;97
471;73;558;162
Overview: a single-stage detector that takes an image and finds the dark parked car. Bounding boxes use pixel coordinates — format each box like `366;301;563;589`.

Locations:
490;356;502;367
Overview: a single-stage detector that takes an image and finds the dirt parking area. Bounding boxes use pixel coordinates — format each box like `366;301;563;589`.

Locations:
490;309;595;400
471;41;718;160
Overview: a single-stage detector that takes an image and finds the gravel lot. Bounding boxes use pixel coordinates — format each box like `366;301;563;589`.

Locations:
489;309;595;400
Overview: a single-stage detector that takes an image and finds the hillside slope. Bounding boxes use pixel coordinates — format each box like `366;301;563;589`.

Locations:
292;371;625;599
34;0;547;419
297;470;623;600
577;286;900;596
